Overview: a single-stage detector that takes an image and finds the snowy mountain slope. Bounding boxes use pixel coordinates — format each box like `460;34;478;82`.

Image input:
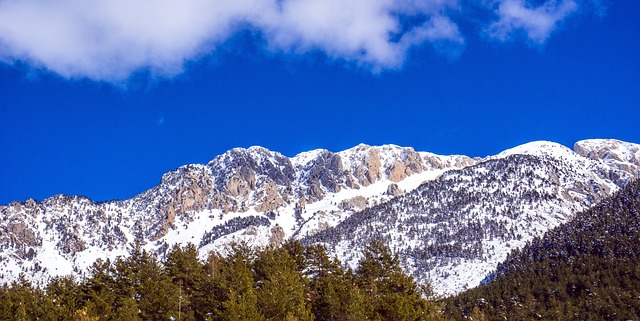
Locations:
0;144;475;285
304;140;638;295
574;138;640;178
0;139;638;294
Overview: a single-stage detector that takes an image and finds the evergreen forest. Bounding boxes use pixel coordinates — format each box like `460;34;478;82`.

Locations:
0;239;444;321
445;179;640;320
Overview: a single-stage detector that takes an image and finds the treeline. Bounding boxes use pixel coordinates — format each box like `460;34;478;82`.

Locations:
444;179;640;320
0;240;445;321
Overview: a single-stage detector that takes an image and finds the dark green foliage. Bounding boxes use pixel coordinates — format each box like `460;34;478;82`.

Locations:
215;244;263;321
165;243;210;321
82;259;118;320
0;239;441;321
0;276;50;321
254;246;312;321
46;275;82;320
356;240;446;321
304;244;368;321
445;179;640;320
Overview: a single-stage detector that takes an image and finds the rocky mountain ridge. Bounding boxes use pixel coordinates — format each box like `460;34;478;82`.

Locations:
1;139;638;295
305;140;638;294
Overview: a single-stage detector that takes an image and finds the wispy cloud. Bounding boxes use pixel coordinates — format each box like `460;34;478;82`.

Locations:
484;0;578;44
0;0;601;82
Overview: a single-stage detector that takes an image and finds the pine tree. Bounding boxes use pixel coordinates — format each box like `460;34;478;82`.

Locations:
304;244;367;321
46;276;81;320
108;241;179;321
82;259;117;320
6;276;46;321
216;244;263;321
129;242;179;321
254;246;312;321
356;240;444;321
165;243;209;321
110;296;141;321
0;285;12;321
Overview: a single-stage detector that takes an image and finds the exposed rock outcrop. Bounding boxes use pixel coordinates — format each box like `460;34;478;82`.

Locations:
386;183;403;196
574;139;640;178
269;225;285;246
338;196;369;211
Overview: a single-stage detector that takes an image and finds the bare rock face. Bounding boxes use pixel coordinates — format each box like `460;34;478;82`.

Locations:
209;147;295;206
299;145;432;199
255;182;285;212
299;150;345;203
361;149;382;186
404;150;425;174
269;225;285;246
7;222;38;247
344;174;359;189
175;167;214;213
388;150;425;182
2;220;34;261
134;164;215;241
338;196;369;211
340;145;384;187
225;174;255;198
386;183;403;196
574;139;640;178
388;161;406;182
422;153;478;170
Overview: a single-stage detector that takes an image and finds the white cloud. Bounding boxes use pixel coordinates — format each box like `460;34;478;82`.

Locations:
0;0;597;82
265;0;401;66
485;0;578;44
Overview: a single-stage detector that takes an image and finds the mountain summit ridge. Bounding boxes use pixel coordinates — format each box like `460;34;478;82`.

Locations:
1;139;638;294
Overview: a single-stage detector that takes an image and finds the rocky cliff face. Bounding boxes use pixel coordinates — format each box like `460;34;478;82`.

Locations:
574;139;640;178
1;143;471;283
0;139;637;294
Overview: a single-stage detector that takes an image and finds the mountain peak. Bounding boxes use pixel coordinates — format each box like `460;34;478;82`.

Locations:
497;141;574;159
291;149;331;168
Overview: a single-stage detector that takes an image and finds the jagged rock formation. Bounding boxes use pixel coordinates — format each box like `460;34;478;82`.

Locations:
574;138;640;178
0;139;638;295
0;143;471;284
338;196;369;211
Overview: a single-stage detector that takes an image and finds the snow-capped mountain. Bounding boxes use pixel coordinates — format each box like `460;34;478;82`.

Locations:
305;140;638;295
0;139;638;295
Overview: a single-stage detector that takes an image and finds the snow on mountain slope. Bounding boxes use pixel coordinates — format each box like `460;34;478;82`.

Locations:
0;143;473;285
304;140;635;296
574;139;640;178
497;141;576;159
0;139;636;296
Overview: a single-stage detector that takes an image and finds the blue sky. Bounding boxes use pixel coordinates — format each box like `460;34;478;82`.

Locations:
1;0;638;205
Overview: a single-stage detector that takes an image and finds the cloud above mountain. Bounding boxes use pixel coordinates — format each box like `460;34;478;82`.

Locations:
0;0;598;82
